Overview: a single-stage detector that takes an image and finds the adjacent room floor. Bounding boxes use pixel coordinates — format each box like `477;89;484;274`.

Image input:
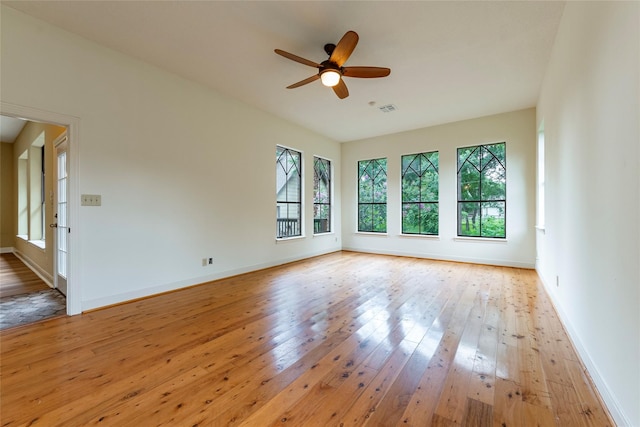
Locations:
0;253;66;330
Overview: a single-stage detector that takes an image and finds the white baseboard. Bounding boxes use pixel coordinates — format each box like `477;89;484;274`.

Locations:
342;247;536;269
0;247;15;254
82;248;341;312
536;270;630;426
13;250;54;288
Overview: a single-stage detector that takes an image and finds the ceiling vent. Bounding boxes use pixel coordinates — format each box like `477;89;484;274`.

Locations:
378;104;397;113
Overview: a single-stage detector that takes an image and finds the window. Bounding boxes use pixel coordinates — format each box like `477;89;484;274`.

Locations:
17;150;28;237
401;151;439;235
358;158;387;233
537;127;545;228
457;142;506;238
17;132;46;246
276;146;302;238
313;156;331;234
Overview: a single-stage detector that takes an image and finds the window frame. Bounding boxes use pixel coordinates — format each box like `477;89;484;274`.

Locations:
16;133;47;248
276;145;303;239
536;127;545;230
401;151;439;236
357;157;388;233
456;142;506;239
313;156;332;235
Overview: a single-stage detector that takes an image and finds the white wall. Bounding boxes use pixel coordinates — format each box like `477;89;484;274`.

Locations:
0;6;341;310
341;108;536;268
536;2;639;425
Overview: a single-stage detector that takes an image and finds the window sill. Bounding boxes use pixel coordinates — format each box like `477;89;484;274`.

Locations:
355;231;388;236
29;240;46;249
454;236;507;243
276;235;305;243
399;234;440;240
313;232;335;237
17;235;46;249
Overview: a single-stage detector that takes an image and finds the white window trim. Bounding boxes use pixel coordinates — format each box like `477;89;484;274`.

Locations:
312;154;333;236
355;231;389;236
276;145;304;239
454;236;508;243
275;235;305;242
399;233;440;240
399;150;440;239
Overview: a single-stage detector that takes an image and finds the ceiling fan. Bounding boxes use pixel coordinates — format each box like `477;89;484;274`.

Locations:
274;30;391;99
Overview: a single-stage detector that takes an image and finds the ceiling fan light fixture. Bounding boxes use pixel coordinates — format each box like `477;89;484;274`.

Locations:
320;70;341;87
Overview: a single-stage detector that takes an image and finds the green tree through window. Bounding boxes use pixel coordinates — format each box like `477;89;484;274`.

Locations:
313;157;331;234
402;151;439;235
457;143;506;238
358;158;387;232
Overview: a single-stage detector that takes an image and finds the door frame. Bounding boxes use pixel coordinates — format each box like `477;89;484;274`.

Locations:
1;102;81;315
53;132;69;296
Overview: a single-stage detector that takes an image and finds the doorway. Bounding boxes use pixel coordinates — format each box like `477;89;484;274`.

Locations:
1;102;80;316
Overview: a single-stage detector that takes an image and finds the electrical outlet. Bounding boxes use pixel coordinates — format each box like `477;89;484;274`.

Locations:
556;276;560;287
202;258;207;267
208;258;214;265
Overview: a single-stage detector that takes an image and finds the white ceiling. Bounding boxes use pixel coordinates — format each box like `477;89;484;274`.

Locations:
0;116;27;143
3;1;565;142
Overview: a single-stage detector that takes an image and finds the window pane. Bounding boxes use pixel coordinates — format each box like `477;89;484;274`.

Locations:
359;174;373;203
358;204;373;232
422;168;438;202
373;177;387;203
458;201;481;236
458;161;480;201
358;158;387;233
276;146;302;238
401;202;440;235
480;156;506;200
402;151;439;235
372;204;387;232
480;201;505;238
421;203;439;235
313;157;331;234
457;143;506;238
402;156;420;202
402;203;420;234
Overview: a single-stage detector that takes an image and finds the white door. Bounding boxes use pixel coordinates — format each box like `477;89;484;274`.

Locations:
52;133;69;295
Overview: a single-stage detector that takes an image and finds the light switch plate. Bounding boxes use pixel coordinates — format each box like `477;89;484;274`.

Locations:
81;194;101;206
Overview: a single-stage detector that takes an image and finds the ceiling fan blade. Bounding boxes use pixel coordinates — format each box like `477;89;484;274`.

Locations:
342;66;391;78
332;79;349;99
329;31;359;66
274;49;321;68
286;74;320;89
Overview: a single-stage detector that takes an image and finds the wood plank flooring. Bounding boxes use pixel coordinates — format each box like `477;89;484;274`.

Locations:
0;251;613;426
0;253;49;298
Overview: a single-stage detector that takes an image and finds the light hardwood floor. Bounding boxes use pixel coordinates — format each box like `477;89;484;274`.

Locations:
0;251;613;426
0;253;49;298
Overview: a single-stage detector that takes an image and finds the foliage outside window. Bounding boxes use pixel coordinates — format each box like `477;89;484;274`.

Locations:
402;151;439;235
313;157;331;234
457;142;506;238
358;158;387;233
276;146;302;238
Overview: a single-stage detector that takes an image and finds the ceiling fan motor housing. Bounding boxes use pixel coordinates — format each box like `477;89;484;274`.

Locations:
324;43;336;56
